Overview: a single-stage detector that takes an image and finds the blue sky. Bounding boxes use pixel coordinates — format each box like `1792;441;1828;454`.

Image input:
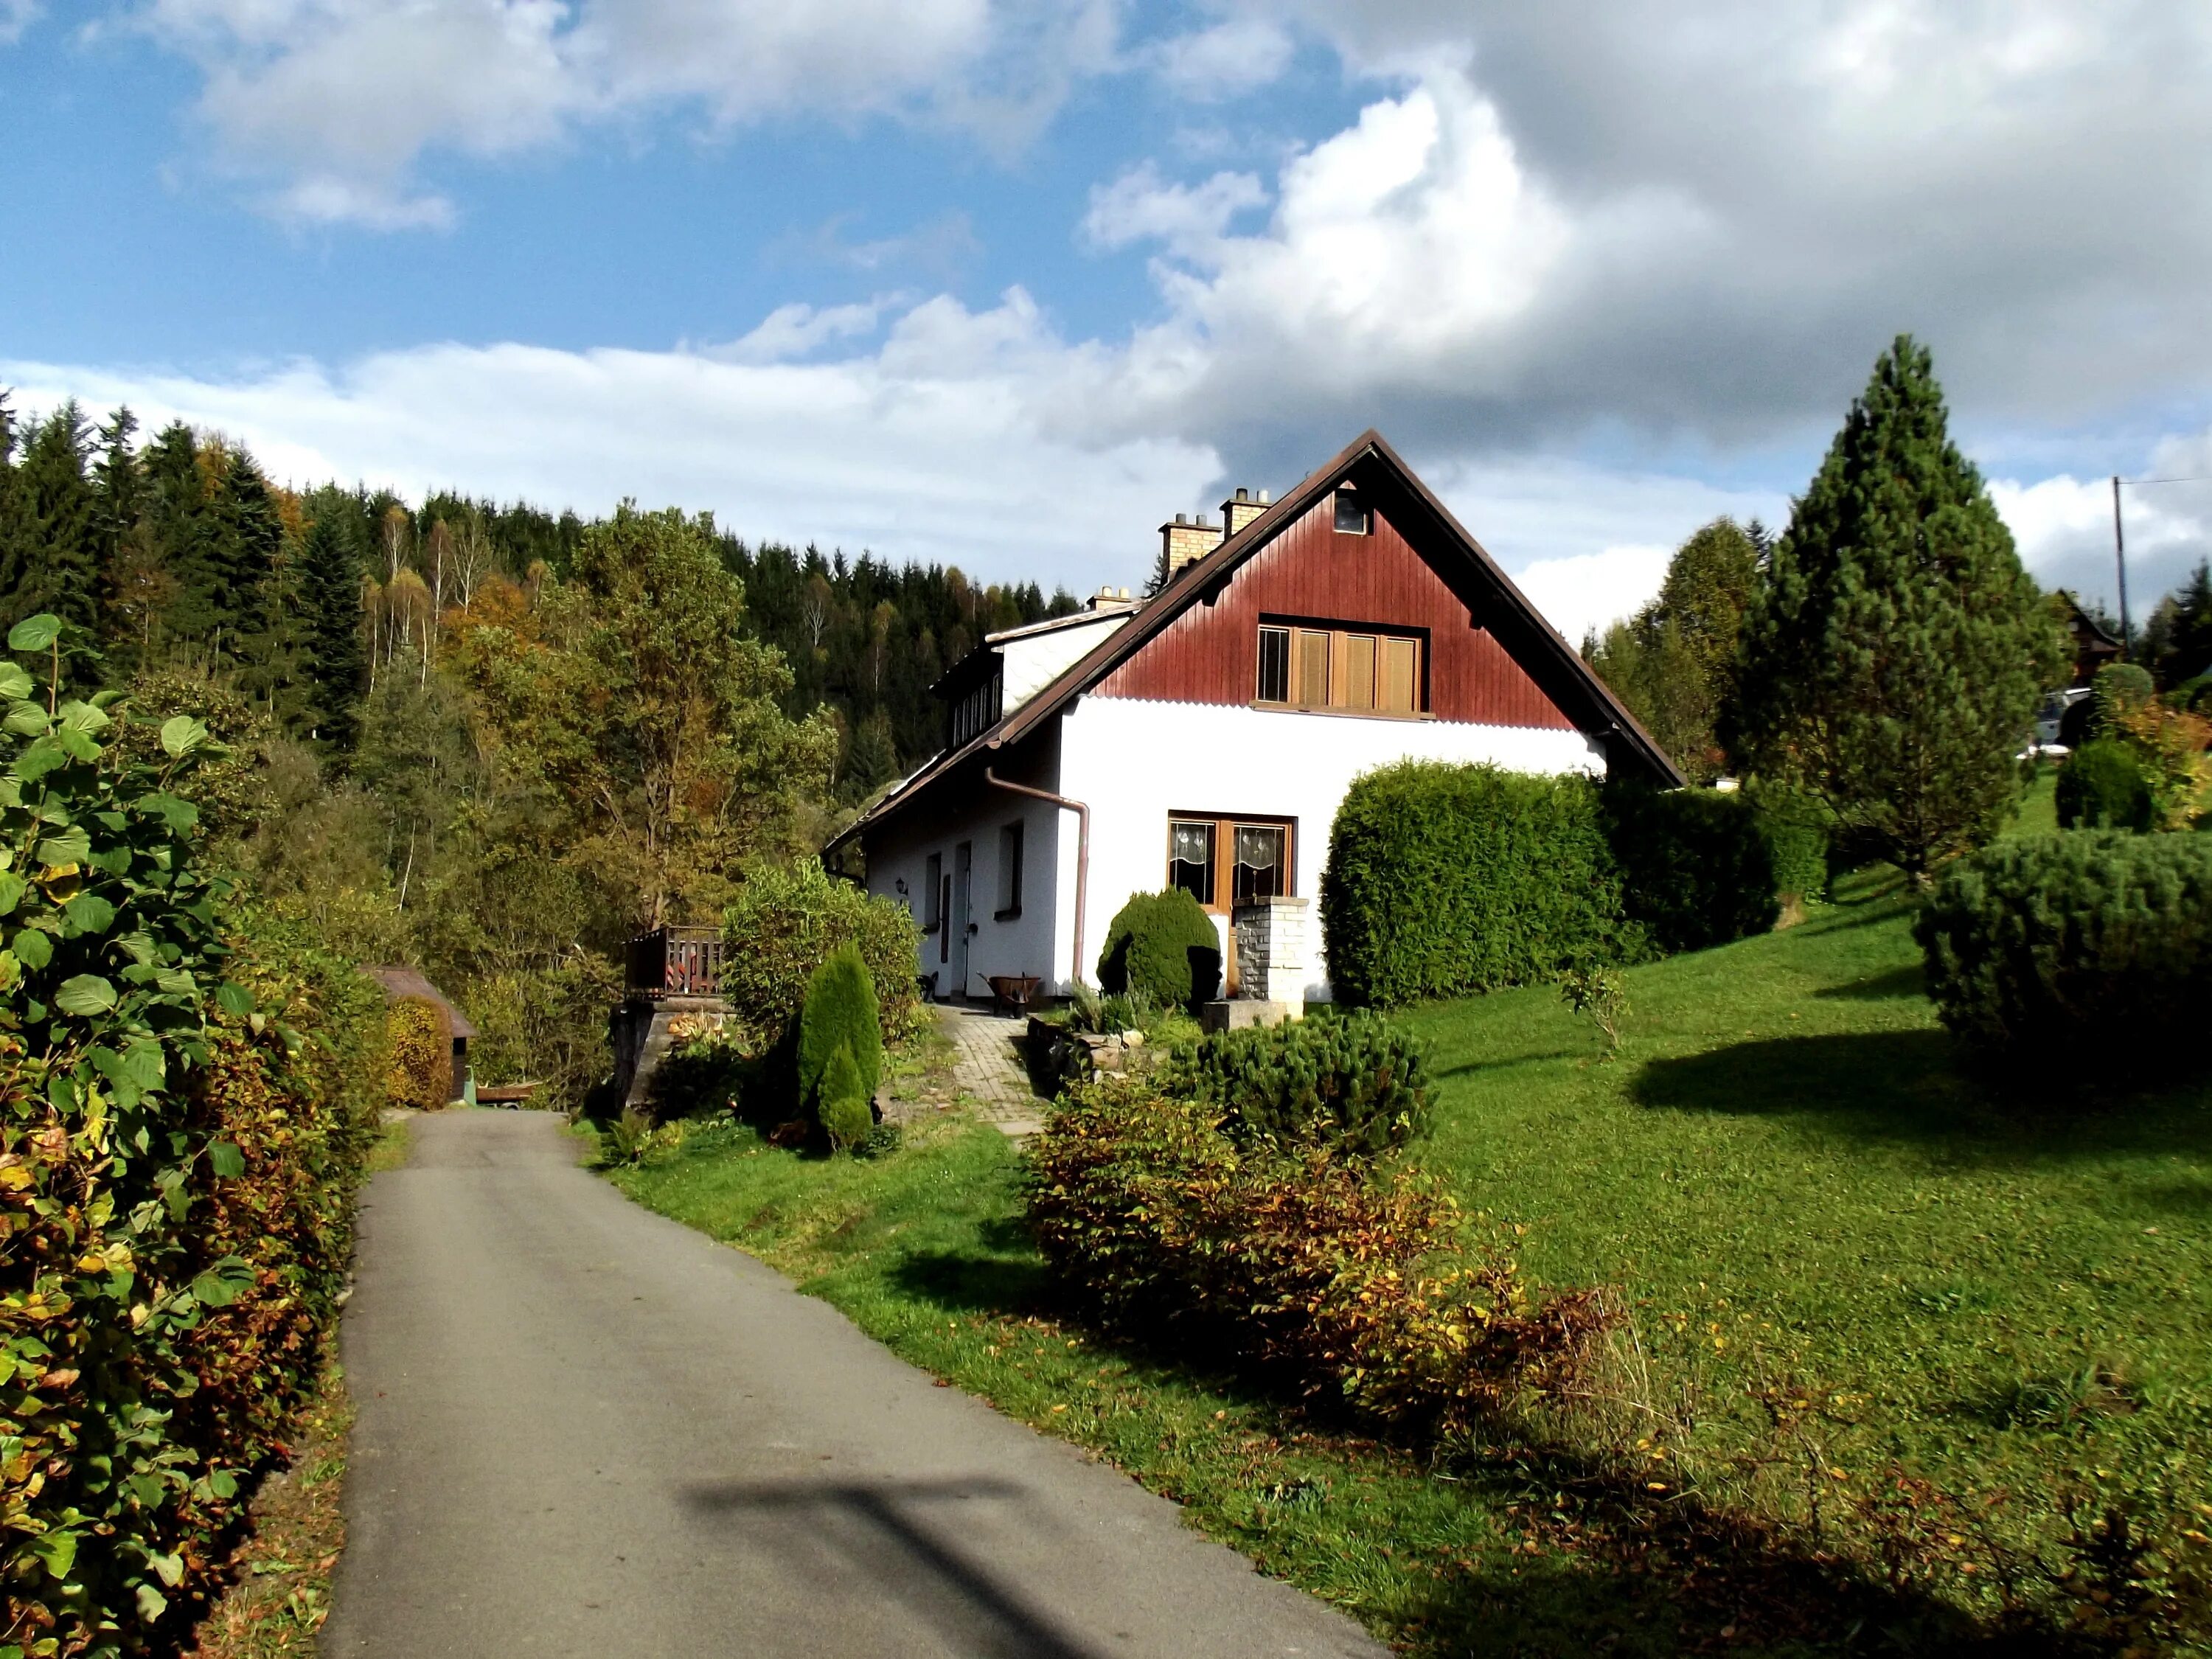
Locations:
6;1;2212;642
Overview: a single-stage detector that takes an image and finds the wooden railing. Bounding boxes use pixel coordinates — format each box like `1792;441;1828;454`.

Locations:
625;925;726;1001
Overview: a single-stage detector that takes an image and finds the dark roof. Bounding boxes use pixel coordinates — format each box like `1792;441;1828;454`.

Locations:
829;428;1683;855
362;966;479;1040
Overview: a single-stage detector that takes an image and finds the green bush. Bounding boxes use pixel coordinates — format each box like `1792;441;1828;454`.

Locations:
1025;1076;1609;1430
0;616;377;1657
818;1043;874;1152
2091;661;2155;736
1165;1011;1431;1155
2055;740;2153;832
1321;762;1638;1006
1743;779;1832;905
1600;781;1779;952
1096;889;1221;1010
798;943;883;1119
1914;831;2212;1078
720;858;921;1049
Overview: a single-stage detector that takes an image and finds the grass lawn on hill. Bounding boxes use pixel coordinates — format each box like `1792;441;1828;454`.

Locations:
609;856;2211;1654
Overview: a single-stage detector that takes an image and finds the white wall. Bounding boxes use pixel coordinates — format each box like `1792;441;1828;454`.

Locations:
860;750;1072;999
1058;697;1603;1000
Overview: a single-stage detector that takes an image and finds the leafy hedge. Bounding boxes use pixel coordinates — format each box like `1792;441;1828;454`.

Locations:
383;995;451;1110
1321;762;1638;1006
719;858;922;1049
1096;889;1220;1010
1163;1011;1431;1155
1914;831;2212;1079
1025;1076;1609;1431
0;617;379;1658
1600;782;1780;953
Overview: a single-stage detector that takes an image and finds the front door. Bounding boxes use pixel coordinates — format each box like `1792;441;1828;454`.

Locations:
953;841;973;999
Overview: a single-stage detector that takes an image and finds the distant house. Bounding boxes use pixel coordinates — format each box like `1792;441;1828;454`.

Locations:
363;967;476;1094
827;429;1680;1004
2057;591;2122;686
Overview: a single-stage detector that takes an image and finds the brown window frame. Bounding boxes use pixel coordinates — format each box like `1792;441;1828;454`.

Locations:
1164;813;1295;915
1254;619;1427;718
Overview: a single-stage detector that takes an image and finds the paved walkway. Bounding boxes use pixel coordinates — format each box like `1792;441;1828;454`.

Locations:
324;1113;1380;1658
935;1004;1047;1136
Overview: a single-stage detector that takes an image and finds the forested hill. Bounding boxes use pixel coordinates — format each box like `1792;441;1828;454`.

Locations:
0;393;1078;793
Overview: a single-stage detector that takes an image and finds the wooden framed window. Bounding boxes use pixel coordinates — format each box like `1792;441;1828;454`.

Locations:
1166;813;1294;913
1333;489;1371;535
995;821;1023;919
1256;622;1425;716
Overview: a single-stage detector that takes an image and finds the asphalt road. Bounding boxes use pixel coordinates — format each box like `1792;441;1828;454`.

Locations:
322;1111;1386;1658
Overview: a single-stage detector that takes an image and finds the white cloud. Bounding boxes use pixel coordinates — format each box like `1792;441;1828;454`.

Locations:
1148;15;1295;100
1992;461;2212;624
1082;163;1267;261
1512;546;1672;650
1;0;39;44
705;302;886;366
126;0;1113;227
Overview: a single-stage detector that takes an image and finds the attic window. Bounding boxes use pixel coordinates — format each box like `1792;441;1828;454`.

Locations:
1333;490;1371;535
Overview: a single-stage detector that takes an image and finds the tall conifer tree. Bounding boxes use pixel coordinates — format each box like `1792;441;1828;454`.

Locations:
1733;335;2067;878
6;402;100;640
143;421;218;650
300;514;366;751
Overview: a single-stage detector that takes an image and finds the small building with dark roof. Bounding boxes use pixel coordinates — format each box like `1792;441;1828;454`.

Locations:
363;966;476;1094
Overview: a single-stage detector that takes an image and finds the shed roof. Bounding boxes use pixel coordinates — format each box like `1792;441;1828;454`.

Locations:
362;966;479;1040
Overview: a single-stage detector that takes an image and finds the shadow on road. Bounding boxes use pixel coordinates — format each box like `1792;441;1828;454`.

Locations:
681;1476;1103;1659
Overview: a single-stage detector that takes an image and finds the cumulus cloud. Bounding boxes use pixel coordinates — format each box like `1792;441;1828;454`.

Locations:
1075;2;2212;466
1147;15;1295;100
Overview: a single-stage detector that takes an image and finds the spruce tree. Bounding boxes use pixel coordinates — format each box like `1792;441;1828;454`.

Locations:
300;513;366;751
213;448;284;654
1734;336;2067;880
7;403;100;641
143;421;218;650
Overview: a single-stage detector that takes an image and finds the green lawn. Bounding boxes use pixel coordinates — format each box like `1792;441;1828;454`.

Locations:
609;863;2212;1653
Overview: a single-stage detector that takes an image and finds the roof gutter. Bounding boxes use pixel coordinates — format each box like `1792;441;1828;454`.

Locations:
985;768;1091;991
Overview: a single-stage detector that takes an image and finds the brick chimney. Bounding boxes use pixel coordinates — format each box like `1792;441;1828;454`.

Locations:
1220;487;1270;538
1159;512;1222;577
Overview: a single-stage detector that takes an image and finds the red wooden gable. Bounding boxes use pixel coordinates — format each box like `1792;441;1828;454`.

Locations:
1093;492;1573;729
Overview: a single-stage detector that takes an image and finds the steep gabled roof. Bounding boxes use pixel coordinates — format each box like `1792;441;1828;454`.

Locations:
828;429;1683;854
363;966;479;1041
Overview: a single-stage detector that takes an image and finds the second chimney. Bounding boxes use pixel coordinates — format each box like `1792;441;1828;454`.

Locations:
1220;487;1270;538
1159;511;1221;577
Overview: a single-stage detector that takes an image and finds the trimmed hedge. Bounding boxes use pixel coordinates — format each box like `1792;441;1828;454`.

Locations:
720;858;921;1049
384;994;453;1110
1;620;378;1658
1096;889;1221;1010
1164;1011;1431;1155
1743;780;1832;905
2055;740;2153;832
1601;781;1780;953
1321;762;1638;1006
798;942;883;1118
1913;831;2212;1078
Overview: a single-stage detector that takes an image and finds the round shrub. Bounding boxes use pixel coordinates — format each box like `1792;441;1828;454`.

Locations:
1914;831;2212;1079
799;942;883;1118
1096;889;1222;1010
384;995;453;1110
1166;1010;1432;1155
721;858;921;1048
1321;761;1638;1006
2055;740;2152;832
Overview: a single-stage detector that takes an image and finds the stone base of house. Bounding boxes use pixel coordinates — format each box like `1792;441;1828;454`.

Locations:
610;995;731;1111
1200;998;1303;1034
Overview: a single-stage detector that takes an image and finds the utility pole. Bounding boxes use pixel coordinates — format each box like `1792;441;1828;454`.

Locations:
2112;474;2132;658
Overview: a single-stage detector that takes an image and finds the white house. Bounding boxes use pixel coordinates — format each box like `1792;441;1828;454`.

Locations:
826;431;1681;1003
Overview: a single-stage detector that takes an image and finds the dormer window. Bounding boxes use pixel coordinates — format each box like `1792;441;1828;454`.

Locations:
1333;489;1371;535
948;659;1004;748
